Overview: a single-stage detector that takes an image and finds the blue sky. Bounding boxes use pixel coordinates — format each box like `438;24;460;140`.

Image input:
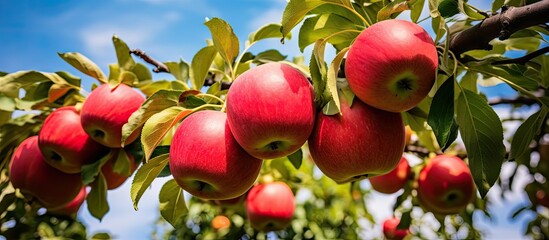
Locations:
0;0;537;239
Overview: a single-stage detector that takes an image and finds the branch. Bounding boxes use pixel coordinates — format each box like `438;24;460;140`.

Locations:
449;0;549;56
492;46;549;65
129;49;170;73
488;89;545;106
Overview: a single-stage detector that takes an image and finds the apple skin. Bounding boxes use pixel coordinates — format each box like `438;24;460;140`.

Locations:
9;136;83;209
345;19;438;112
169;110;263;200
39;106;109;174
369;156;411;194
226;62;316;159
308;98;405;184
246;182;295;232
417;155;475;215
47;187;87;217
80;84;145;148
382;217;410;240
211;215;231;231
405;126;412;145
101;150;139;190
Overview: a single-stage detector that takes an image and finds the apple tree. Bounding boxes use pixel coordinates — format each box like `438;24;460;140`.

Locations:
1;0;549;239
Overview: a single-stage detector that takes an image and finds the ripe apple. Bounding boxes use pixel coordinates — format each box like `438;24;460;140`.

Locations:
535;189;549;208
382;217;410;240
169;110;262;200
101;150;139;190
369;156;411;194
308;98;405;184
345;19;438;112
417;155;475;215
211;215;231;231
39;106;109;174
9;136;83;209
226;62;315;159
246;181;295;232
47;187;87;217
80;84;145;148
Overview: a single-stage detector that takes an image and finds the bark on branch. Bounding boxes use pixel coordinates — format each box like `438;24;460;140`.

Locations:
449;0;549;56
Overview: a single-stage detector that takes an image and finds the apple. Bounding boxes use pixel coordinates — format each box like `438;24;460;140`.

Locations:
382;217;410;240
47;187;87;217
369;156;411;194
101;149;139;190
308;98;405;184
246;181;295;232
39;106;109;174
417;155;475;215
226;62;316;159
211;215;231;231
345;19;438;112
169;110;262;200
80;83;145;148
405;125;412;145
535;189;549;208
9;136;83;209
213;191;247;207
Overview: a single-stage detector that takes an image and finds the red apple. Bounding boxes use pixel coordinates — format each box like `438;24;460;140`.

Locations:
345;19;438;112
246;182;295;232
80;84;145;148
308;98;405;184
47;187;87;217
9;136;83;209
417;155;475;215
169;110;262;200
369;156;411;194
101;149;139;190
535;189;549;208
226;62;316;159
211;215;231;231
382;217;410;240
39;106;109;174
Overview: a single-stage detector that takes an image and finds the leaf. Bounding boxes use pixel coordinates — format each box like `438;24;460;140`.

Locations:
249;23;290;46
0;95;16;112
165;60;190;83
438;0;460;18
58;52;107;83
141;106;193;161
253;49;287;64
428;77;456;151
136;80;173;96
324;47;349;114
459;1;486;20
309;51;327;107
492;0;505;13
377;0;409;21
113;35;135;70
204;18;239;67
131;62;153;82
159;179;188;227
456;89;505;198
91;233;112;240
281;0;350;40
131;153;170;210
81;151;113;185
0;71;57;96
121;90;182;146
117;70;138;86
87;172;109;221
298;13;360;52
287;148;303;169
112;149;131;176
190;46;217;90
509;107;548;162
410;0;426;22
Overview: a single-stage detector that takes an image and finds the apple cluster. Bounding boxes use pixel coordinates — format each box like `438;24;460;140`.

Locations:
9;83;144;216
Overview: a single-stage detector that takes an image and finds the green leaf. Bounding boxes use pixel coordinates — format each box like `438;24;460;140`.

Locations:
136;80;173;96
410;0;426;22
190;46;217;90
142;106;193;161
510;107;548;162
287;148;303;169
81;151;113;185
121;90;182;146
492;0;505;12
377;0;409;21
324;46;348;114
248;23;290;46
456;89;505;198
91;232;112;240
309;50;327;107
87;172;109;221
112;149;131;176
459;1;486;20
204;18;239;67
253;49;287;64
159;179;188;227
131;153;170;210
0;71;56;96
298;13;360;52
113;35;135;70
131;62;153;82
164;60;190;83
58;52;107;83
428;77;456;151
117;70;138;86
0;95;16;112
438;0;460;18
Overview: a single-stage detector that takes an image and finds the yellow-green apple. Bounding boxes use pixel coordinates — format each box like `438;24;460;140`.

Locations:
211;215;231;231
47;187;87;217
80;84;145;148
101;149;139;190
308;98;405;184
345;19;438;112
417;155;475;215
226;62;315;159
246;181;295;232
39;106;109;173
382;217;410;240
9;136;83;209
369;156;411;194
169;110;262;200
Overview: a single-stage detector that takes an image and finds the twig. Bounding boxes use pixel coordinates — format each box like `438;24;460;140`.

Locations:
492;46;549;65
488;95;540;106
129;49;170;73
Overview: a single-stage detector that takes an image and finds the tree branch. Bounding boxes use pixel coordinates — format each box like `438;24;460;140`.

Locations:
449;0;549;56
492;46;549;65
129;49;170;73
